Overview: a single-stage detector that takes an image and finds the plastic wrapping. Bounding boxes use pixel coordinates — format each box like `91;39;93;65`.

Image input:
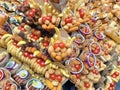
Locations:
0;48;9;67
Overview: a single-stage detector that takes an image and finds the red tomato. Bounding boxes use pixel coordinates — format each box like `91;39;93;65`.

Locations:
21;28;25;31
95;70;99;75
79;9;85;18
4;85;11;90
18;26;22;30
96;46;100;51
111;74;116;78
43;41;49;47
46;16;52;22
103;50;108;55
0;71;3;78
53;43;59;49
40;61;46;67
42;17;46;24
114;72;119;76
98;34;103;38
29;54;34;59
108;87;114;90
29;34;34;38
27;11;34;17
97;60;101;66
110;82;115;87
93;49;99;54
107;43;111;48
36;59;42;64
56;75;62;82
76;74;81;78
31;8;36;13
74;64;80;70
65;17;72;24
50;74;56;80
59;42;65;49
85;28;89;33
23;52;29;57
92;69;96;74
84;82;90;88
90;62;94;66
33;36;39;40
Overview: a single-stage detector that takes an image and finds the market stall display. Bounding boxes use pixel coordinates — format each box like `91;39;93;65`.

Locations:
0;0;120;90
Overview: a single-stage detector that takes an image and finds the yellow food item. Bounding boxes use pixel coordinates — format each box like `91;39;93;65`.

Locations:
45;79;54;89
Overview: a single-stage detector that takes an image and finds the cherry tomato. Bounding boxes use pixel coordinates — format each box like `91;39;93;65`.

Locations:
111;74;116;78
56;75;62;82
40;61;46;67
53;43;59;49
50;74;56;80
33;36;39;40
93;49;99;54
79;9;85;18
107;43;111;48
59;42;65;49
4;85;11;90
42;17;46;24
6;82;11;86
27;11;34;17
65;17;72;24
18;26;22;30
90;62;94;66
92;69;96;74
74;64;80;70
29;34;34;38
103;50;108;55
97;60;101;66
29;54;34;59
114;72;119;76
84;82;90;88
108;87;114;90
46;16;52;22
21;28;25;31
43;41;49;47
95;70;99;75
31;8;36;13
76;74;81;78
96;46;100;51
36;59;42;64
0;71;3;78
84;28;89;33
98;34;103;38
23;52;29;57
110;82;115;87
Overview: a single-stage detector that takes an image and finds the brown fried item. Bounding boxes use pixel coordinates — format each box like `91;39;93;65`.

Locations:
12;35;23;42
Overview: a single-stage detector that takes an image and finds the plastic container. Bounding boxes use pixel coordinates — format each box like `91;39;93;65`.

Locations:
5;58;21;75
65;58;84;74
13;66;32;86
26;78;44;90
0;68;11;89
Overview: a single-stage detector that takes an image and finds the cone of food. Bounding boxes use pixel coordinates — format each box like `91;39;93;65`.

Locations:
48;27;75;62
38;0;60;31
